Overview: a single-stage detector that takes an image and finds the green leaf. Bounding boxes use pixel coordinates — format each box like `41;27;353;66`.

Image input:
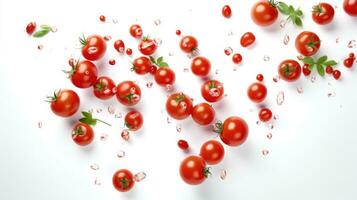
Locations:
82;111;92;119
288;5;295;13
308;64;315;70
295;9;303;16
40;25;51;30
317;56;328;64
293;17;303;27
159;62;168;67
79;118;97;126
277;2;290;15
316;64;325;76
33;29;50;38
302;57;314;65
157;57;163;64
149;56;156;64
324;60;337;66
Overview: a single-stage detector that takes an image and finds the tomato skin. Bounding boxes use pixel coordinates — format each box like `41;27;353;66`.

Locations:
247;82;267;103
112;169;135;192
50;89;80;117
256;74;264;81
344;58;355;68
99;15;106;22
166;92;193;120
179;155;207;185
251;1;278;26
220;116;249;147
93;76;115;100
132;56;152;75
124;110;143;131
191;103;215;125
26;22;36;35
70;60;98;88
129;24;143;38
312;3;335;25
200;140;224;165
71;122;94;146
259;108;273;122
278;59;302;82
333;70;341;80
178;140;189;150
81;35;107;61
232;53;242;64
201;80;224;103
240;32;256;47
222;5;232;18
180;36;198;53
191;56;211;77
302;64;311;76
344;0;357;16
115;81;141;106
325;66;333;74
295;31;321;56
154;67;176;86
114;39;125;53
126;48;133;56
138;38;157;56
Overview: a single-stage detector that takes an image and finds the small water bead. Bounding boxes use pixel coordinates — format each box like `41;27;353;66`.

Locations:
94;178;101;185
100;133;108;141
121;130;130;141
104;35;112;41
327;92;336;98
276;91;285;106
87;46;98;54
37;44;43;50
117;150;125;158
224;47;233;56
220;169;227;180
37;121;42;128
146;81;153;88
266;133;273;139
262;149;269;156
296;87;304;94
50;26;57;32
115;112;122;118
107;105;115;115
90;164;100;170
273;75;280;83
176;124;182;133
263;55;270;61
96;108;102;113
154;19;161;26
283;34;290;45
347;40;356;48
134;172;146;182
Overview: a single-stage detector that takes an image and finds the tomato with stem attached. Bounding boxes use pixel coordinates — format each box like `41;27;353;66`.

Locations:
180;36;198;53
251;0;278;26
124;110;143;131
312;3;335;25
179;155;210;185
138;37;157;56
129;24;143;38
166;92;193;120
112;169;135;192
71;122;94;146
344;0;357;16
79;35;107;61
132;56;152;75
240;32;256;47
278;59;302;82
214;116;249;146
64;60;98;88
93;76;116;100
295;31;320;56
116;81;141;106
191;103;215;125
47;89;80;117
200;140;225;165
201;80;224;103
191;56;211;77
247;82;267;103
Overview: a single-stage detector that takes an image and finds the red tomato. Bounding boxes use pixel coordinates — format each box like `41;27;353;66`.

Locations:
200;140;225;165
179;155;209;185
129;24;143;38
166;92;193;120
112;169;135;192
222;5;232;18
295;31;321;56
71;122;94;146
217;116;249;146
176;30;181;36
326;66;333;74
191;56;211;77
312;3;335;25
251;1;278;26
201;80;224;103
240;32;256;47
67;60;98;88
232;53;242;64
93;76;116;100
247;82;267;103
99;15;106;22
138;38;157;56
178;139;189;150
259;108;273;122
154;67;176;86
124;110;143;131
114;39;125;53
80;35;107;61
191;103;215;125
256;74;264;81
278;59;302;82
180;36;198;53
333;70;341;80
126;48;133;56
49;89;80;117
344;57;355;68
150;65;157;75
132;56;152;75
344;0;357;16
116;81;141;106
26;22;36;35
302;64;311;76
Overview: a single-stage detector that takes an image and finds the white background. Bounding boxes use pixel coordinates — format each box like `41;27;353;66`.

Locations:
1;0;357;199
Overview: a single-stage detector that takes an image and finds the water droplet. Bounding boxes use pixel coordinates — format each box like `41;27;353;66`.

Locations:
90;164;100;170
215;69;220;75
228;31;234;36
276;91;285;106
220;169;227;180
117;150;125;158
115;112;122;118
336;37;340;43
183;68;189;73
88;109;94;113
154;19;161;26
296;87;304;94
100;133;108;141
327;91;336;98
146;81;153;88
267;133;273;139
176;125;182;133
112;19;118;24
297;55;304;60
112;87;117;94
37;44;43;50
256;121;261;125
348;40;356;48
263;55;270;61
233;66;238;71
209;88;220;97
87;46;98;54
131;94;141;103
96;108;102;113
165;84;173;91
154;38;162;46
50;26;57;32
279;19;287;28
268;123;274;129
37;121;42;128
273;115;279;120
134;172;146;182
166;117;172;124
262;149;269;156
121;130;130;141
168;52;174;56
104;35;111;41
310;75;317;83
224;47;233;56
283;34;290;45
187;49;200;58
94;178;101;185
107;105;115;115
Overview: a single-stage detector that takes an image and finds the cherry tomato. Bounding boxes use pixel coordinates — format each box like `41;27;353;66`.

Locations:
99;15;106;22
259;108;273;122
201;80;224;103
240;32;256;47
176;29;181;36
232;53;242;64
71;122;94;146
26;22;36;35
138;38;157;55
68;60;98;88
326;66;333;74
166;92;193;120
126;48;133;56
191;56;211;77
295;31;320;56
80;35;107;61
49;89;80;117
116;81;141;106
247;82;267;103
344;58;355;68
178;139;189;150
222;5;232;18
179;155;208;185
200;140;224;165
150;65;157;75
191;103;215;125
154;67;176;86
278;59;302;82
180;36;198;53
129;24;143;38
114;39;125;53
333;70;341;80
251;1;278;26
312;3;335;25
124;110;143;131
344;0;357;16
112;169;135;192
132;56;152;75
256;74;264;81
302;64;311;76
218;116;249;146
93;76;115;100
